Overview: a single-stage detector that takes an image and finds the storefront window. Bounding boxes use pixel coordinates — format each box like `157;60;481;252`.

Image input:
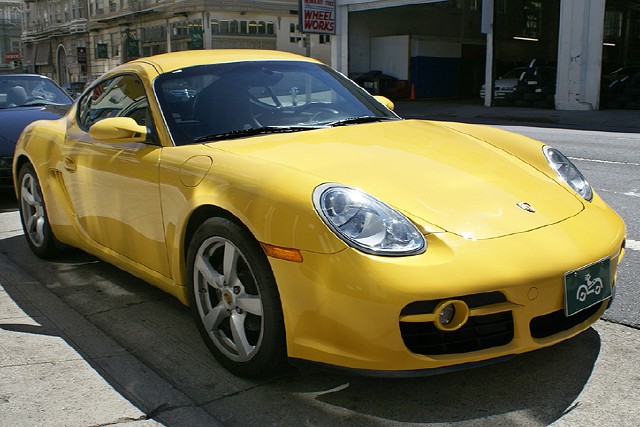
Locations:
522;1;542;39
604;11;623;39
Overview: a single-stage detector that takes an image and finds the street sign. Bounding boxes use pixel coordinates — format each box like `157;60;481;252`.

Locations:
3;52;21;62
299;0;336;35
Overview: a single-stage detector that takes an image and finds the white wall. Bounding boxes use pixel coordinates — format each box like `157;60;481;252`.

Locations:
410;37;461;58
371;35;409;79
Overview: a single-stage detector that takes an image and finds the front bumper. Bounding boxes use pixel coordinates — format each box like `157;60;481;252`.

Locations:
479;88;514;99
269;195;626;374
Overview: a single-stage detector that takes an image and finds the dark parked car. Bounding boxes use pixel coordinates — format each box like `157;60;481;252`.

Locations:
601;66;640;109
0;74;73;190
506;59;557;108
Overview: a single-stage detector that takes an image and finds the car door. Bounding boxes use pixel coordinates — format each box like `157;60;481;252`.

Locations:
61;73;170;277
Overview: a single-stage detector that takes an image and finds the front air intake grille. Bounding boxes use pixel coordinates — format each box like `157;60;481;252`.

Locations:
530;302;604;339
400;292;514;356
400;312;514;355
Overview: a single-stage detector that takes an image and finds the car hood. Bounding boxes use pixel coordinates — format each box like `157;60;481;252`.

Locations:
0;105;70;156
210;120;584;240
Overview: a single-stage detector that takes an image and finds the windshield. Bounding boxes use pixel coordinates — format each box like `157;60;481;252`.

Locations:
154;61;398;145
500;68;527;80
0;75;73;109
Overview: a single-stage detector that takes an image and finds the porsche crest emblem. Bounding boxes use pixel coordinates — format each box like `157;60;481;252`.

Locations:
517;202;536;213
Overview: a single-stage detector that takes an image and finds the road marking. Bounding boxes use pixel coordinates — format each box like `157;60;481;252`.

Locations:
623;192;640;198
628;240;640;252
569;156;640;167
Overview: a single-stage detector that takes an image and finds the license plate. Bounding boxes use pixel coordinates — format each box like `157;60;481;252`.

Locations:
564;258;611;316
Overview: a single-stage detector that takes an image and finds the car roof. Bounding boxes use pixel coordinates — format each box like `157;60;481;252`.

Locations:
128;49;321;74
0;74;56;79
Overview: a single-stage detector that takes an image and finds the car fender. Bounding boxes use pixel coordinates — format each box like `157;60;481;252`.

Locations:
13;119;73;231
158;147;349;288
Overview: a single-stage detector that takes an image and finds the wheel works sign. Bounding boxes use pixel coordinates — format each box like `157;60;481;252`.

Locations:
300;0;336;34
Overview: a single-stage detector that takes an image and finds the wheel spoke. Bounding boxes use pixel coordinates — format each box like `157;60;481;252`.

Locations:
237;294;263;316
35;216;45;244
223;241;240;287
22;187;36;207
202;303;228;332
229;311;253;360
25;213;37;234
196;252;224;289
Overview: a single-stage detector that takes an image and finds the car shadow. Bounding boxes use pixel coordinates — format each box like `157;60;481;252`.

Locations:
286;331;598;425
0;232;600;426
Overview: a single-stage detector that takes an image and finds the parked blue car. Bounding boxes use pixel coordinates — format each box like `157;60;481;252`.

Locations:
0;74;73;190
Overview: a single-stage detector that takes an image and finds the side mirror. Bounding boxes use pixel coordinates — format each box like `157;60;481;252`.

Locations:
89;117;147;143
373;95;395;111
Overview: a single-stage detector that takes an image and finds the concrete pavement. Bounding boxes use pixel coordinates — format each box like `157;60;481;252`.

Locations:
0;102;638;426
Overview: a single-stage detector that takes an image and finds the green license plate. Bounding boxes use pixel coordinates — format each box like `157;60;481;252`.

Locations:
564;258;612;317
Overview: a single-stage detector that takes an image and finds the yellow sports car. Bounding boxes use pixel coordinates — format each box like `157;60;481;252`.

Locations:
13;50;626;378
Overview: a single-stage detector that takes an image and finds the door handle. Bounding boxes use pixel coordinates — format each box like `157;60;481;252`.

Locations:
63;156;77;172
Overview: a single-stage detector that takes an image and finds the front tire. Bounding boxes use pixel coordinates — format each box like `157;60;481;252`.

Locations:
18;163;60;258
186;217;287;377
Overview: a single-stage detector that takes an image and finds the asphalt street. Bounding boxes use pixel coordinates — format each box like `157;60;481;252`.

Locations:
0;101;639;426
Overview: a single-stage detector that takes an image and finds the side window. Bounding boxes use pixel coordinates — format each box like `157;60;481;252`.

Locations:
77;74;150;131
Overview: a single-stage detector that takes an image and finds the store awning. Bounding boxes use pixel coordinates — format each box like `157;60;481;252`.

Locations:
35;42;51;65
23;44;37;66
343;0;446;12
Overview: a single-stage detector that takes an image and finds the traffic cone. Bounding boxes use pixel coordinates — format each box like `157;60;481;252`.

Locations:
410;83;416;100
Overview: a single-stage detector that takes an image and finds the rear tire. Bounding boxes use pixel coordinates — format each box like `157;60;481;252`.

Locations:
186;217;288;377
18;163;60;259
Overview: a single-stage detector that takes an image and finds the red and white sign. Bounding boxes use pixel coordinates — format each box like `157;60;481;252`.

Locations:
300;0;336;34
3;51;21;62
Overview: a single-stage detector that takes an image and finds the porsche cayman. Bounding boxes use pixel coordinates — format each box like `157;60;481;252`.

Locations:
13;50;626;377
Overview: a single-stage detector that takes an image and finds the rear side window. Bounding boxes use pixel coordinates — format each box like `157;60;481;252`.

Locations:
77;74;149;131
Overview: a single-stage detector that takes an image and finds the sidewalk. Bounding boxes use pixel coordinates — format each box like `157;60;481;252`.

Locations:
0;210;223;426
394;99;640;133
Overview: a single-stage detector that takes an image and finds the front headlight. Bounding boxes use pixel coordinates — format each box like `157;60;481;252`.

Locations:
543;146;593;201
313;184;426;256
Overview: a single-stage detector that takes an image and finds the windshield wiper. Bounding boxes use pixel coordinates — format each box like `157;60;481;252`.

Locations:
194;125;327;143
326;116;398;127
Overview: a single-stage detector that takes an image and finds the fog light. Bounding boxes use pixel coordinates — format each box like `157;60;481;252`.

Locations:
434;300;469;331
438;303;455;325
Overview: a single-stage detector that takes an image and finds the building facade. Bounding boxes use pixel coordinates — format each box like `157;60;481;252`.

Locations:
14;0;640;110
332;0;640;110
19;0;331;86
0;0;22;72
